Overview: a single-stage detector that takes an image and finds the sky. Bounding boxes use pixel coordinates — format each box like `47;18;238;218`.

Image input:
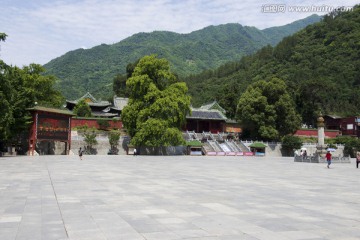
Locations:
0;0;358;67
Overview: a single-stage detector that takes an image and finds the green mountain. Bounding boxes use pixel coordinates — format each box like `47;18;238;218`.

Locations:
43;15;321;99
184;6;360;125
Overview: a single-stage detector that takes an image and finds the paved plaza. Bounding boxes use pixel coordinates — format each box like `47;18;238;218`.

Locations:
0;155;359;240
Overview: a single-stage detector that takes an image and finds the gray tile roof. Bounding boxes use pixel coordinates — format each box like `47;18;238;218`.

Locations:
66;100;110;107
199;101;226;114
187;109;227;120
66;92;110;107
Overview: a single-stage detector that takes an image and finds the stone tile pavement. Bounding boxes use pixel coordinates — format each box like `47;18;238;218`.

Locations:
0;155;359;240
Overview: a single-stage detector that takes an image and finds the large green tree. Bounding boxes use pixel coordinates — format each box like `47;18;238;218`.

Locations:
0;34;11;141
0;34;64;145
122;55;191;147
0;61;13;142
0;64;64;144
236;78;301;140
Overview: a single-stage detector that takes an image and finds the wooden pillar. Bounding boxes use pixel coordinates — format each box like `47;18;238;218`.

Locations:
64;142;68;155
28;112;37;156
68;118;72;155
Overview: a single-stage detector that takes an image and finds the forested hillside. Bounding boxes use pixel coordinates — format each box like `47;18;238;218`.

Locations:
43;15;320;99
183;6;360;126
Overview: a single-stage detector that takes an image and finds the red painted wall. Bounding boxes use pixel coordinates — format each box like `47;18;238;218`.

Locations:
294;129;340;138
71;118;122;130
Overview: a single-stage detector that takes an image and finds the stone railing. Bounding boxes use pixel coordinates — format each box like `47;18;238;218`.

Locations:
294;154;350;163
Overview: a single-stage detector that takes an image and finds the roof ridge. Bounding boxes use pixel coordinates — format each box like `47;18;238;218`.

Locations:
79;92;98;103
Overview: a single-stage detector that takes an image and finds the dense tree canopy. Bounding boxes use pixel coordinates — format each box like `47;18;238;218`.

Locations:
0;35;64;145
122;55;191;147
0;63;64;144
112;60;139;97
236;78;301;141
0;61;13;141
185;6;360;126
113;74;127;97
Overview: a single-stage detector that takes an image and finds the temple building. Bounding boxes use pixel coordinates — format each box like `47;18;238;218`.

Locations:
66;94;241;134
185;101;241;134
27;106;74;155
65;92;123;118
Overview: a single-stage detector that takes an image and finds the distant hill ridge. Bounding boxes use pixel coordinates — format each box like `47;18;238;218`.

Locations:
43;14;321;99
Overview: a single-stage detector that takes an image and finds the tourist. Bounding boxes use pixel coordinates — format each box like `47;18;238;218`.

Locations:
303;150;307;160
326;150;332;168
356;152;360;169
133;148;137;156
78;147;83;160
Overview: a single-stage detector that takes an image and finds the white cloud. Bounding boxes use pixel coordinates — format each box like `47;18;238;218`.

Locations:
0;0;358;66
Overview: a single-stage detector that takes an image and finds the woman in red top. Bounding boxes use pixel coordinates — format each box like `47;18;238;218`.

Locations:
326;151;332;168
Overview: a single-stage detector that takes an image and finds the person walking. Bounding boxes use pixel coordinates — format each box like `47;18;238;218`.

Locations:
78;147;83;160
326;150;332;168
303;150;307;160
356;151;360;169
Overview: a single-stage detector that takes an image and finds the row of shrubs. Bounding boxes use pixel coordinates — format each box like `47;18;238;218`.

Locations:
75;125;122;154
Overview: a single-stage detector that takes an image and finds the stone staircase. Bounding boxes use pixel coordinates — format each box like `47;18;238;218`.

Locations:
237;141;250;152
226;141;241;152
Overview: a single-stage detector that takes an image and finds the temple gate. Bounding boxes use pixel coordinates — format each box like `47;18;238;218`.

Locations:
28;106;74;155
